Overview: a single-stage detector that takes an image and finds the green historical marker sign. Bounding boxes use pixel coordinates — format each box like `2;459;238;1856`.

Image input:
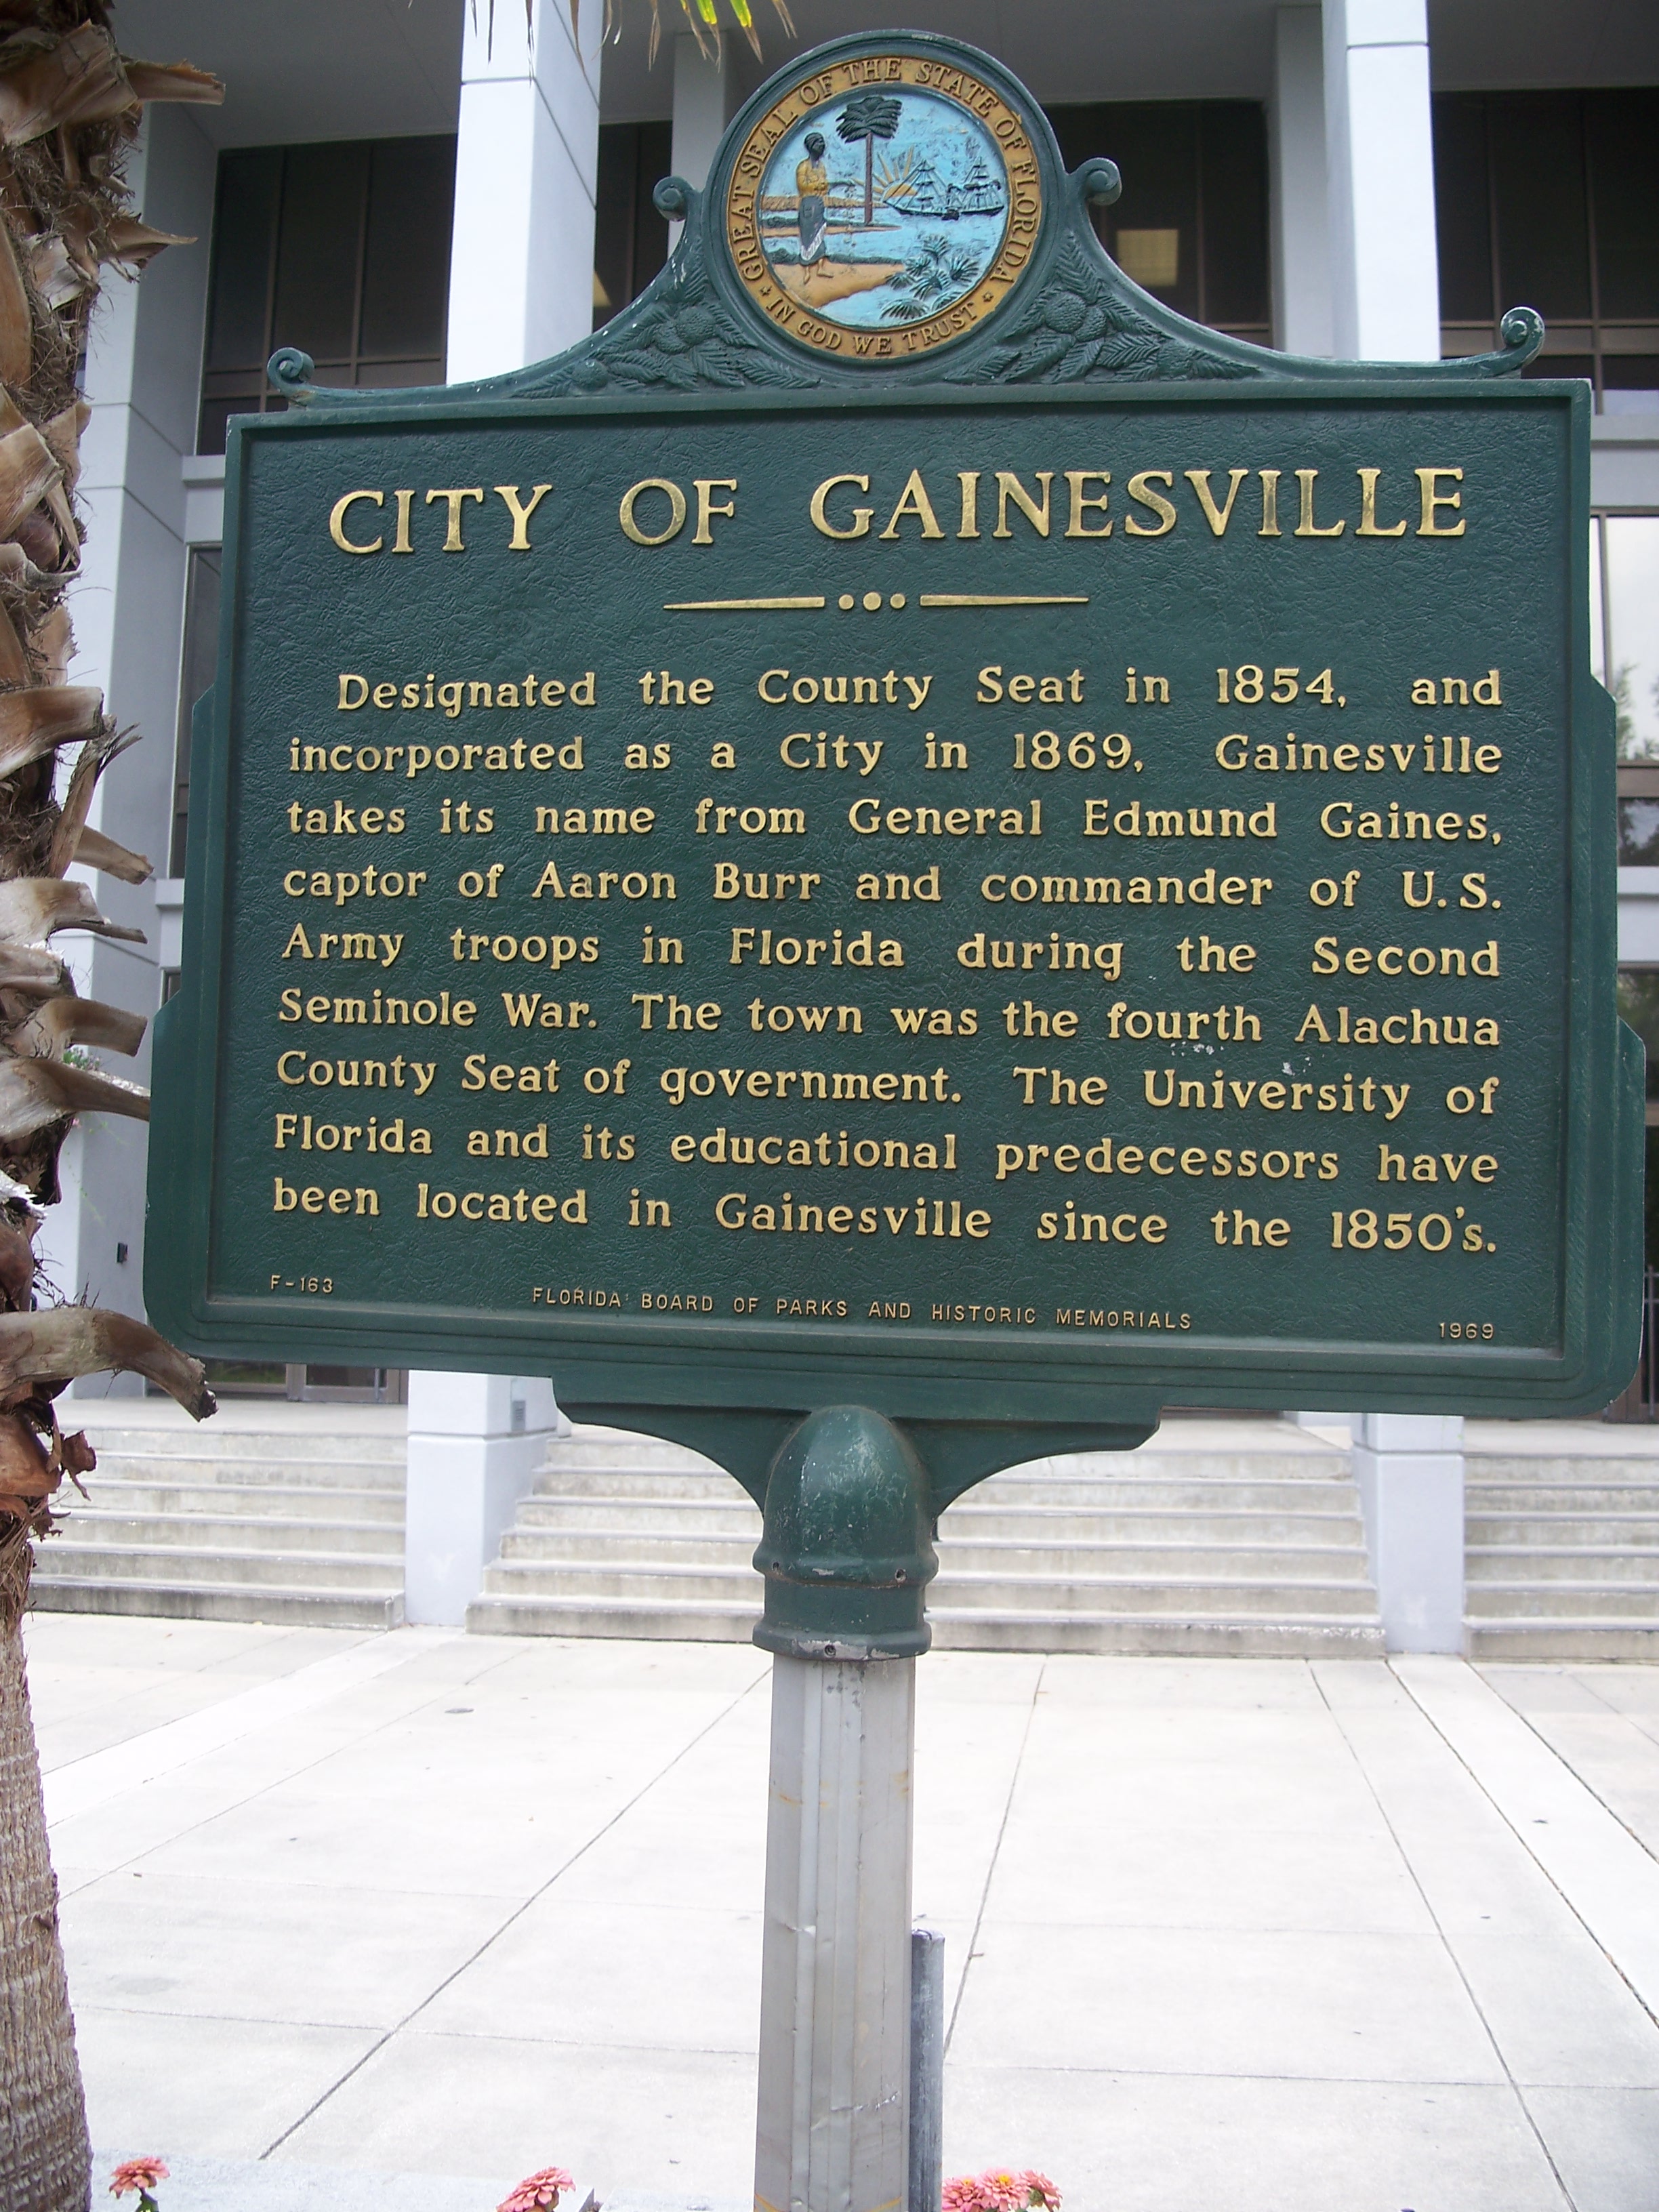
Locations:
148;30;1643;1497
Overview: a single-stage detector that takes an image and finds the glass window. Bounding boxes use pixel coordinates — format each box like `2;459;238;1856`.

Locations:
1044;100;1270;341
1198;103;1269;331
361;137;457;361
1433;88;1659;405
1433;96;1492;327
1618;969;1659;1098
1603;516;1659;760
1591;89;1659;322
1490;92;1591;323
271;142;368;366
1619;796;1659;864
170;546;221;876
1604;354;1659;415
203;149;281;375
199;136;455;453
594;121;672;327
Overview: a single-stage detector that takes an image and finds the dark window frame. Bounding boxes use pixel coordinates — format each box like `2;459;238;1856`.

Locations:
169;543;221;877
198;136;457;454
1435;88;1659;408
1044;100;1272;344
594;119;673;328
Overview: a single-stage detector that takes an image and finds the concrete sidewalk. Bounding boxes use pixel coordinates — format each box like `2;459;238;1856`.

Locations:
22;1614;1659;2212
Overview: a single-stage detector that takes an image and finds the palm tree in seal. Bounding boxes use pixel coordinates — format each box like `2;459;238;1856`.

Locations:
837;91;902;228
0;8;222;2209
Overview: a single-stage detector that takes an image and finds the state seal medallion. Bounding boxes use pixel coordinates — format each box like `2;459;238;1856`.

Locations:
725;52;1043;361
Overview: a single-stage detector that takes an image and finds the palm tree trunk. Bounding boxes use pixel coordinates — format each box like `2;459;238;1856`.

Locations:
0;12;223;2207
0;1534;87;2212
864;134;874;228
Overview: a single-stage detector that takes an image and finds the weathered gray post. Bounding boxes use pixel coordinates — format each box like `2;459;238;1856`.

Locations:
908;1927;945;2212
752;1408;937;2212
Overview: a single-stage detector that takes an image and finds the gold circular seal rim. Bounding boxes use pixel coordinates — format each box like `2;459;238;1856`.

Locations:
724;53;1044;363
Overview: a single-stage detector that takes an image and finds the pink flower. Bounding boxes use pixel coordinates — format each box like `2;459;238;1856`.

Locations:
943;2182;988;2212
941;2170;1059;2212
497;2167;575;2212
110;2158;169;2198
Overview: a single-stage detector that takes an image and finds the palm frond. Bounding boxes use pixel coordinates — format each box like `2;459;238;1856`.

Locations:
560;0;796;64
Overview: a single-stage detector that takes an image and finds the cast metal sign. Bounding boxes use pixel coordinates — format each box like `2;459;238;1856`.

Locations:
147;30;1641;1454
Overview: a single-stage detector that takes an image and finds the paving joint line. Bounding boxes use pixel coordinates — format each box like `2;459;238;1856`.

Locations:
1488;1663;1659;1870
41;1629;464;1823
258;1654;773;2161
1391;1659;1659;2039
44;1633;531;1893
943;1656;1044;2057
1311;1661;1578;2209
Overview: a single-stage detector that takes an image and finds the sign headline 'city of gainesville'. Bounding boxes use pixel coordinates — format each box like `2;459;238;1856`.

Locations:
146;35;1638;1424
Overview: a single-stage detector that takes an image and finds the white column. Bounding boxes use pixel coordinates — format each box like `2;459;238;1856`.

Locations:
1322;0;1440;360
445;0;603;384
404;0;599;1599
43;105;216;1382
1271;7;1333;356
1290;1412;1351;1439
755;1654;916;2212
405;1372;567;1624
1317;1;1453;1557
1353;1414;1466;1652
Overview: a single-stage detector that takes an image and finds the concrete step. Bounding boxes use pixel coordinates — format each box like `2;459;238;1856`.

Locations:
469;1592;757;1641
75;1480;405;1523
1466;1545;1659;1582
1466;1455;1659;1484
60;1510;404;1555
519;1494;761;1532
476;1422;1382;1653
499;1527;1370;1582
1466;1619;1659;1660
39;1540;406;1594
466;1593;1384;1657
991;1450;1351;1481
1465;1581;1659;1620
940;1538;1368;1576
1468;1513;1659;1546
1467;1483;1659;1513
83;1455;405;1491
967;1475;1360;1509
945;1504;1365;1541
478;1557;1379;1616
531;1467;751;1502
502;1529;758;1568
529;1469;1363;1513
542;1437;1347;1485
514;1494;1367;1544
928;1609;1387;1656
77;1423;405;1458
541;1442;720;1461
933;1571;1378;1616
29;1576;403;1629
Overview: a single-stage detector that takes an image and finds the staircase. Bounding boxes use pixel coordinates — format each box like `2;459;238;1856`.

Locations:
467;1421;1385;1656
54;1414;1659;1657
28;1420;406;1629
1465;1446;1659;1658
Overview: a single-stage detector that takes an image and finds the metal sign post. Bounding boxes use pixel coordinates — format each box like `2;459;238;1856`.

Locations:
752;1408;931;2212
144;29;1643;2212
